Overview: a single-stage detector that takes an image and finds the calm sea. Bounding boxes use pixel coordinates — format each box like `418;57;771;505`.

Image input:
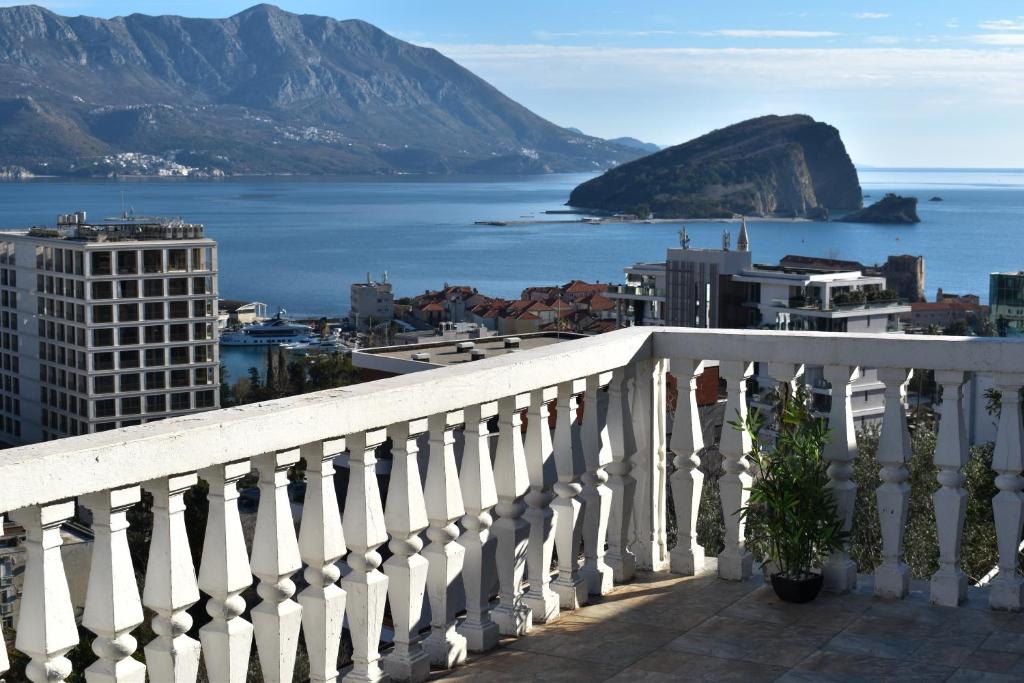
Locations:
1;168;1020;312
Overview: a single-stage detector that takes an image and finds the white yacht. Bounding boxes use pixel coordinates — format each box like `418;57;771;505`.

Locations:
220;311;316;346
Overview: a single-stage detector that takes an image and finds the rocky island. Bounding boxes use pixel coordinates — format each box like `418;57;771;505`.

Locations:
839;193;921;224
568;114;863;219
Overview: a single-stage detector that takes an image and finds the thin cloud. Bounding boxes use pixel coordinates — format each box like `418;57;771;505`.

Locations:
533;28;681;40
866;36;900;45
853;12;890;20
697;29;840;38
978;18;1024;31
972;33;1024;45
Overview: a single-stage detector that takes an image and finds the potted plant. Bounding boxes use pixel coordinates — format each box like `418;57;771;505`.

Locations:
735;388;847;603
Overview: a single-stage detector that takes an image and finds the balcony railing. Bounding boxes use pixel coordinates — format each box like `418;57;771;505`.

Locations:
0;326;1023;682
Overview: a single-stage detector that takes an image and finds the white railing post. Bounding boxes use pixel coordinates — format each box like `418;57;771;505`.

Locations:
80;486;146;683
422;414;468;668
669;359;706;576
717;360;754;581
382;422;431;682
874;367;913;599
341;430;389;683
522;389;560;624
457;404;500;653
11;501;78;683
197;460;253;683
632;357;670;572
581;374;615;596
251;450;303;682
931;371;970;607
605;367;638;582
990;374;1024;611
822;364;859;593
0;514;7;678
551;382;587;609
298;441;347;683
491;395;533;636
143;474;201;683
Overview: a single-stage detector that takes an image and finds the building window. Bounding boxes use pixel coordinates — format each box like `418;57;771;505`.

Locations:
91;281;113;300
118;304;139;322
120;397;141;416
193;323;212;340
93;352;114;371
119;373;141;391
116;251;138;275
168;301;189;319
143;279;164;298
169;324;189;342
145;371;166;390
146;394;167;413
167;278;188;296
144;326;164;344
169;347;189;365
118;280;139;299
144;348;165;367
143;250;163;274
144;302;164;320
118;327;140;345
92;306;114;324
195;390;215;408
95;421;117;432
94;376;115;394
167;249;188;272
170;369;190;388
192;300;210;318
92;328;114;347
193;277;208;294
170;392;191;411
90;251;112;276
194;367;212;385
119;351;140;369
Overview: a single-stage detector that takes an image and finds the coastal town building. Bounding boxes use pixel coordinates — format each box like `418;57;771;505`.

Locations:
0;211;219;445
350;272;395;330
990;271;1024;336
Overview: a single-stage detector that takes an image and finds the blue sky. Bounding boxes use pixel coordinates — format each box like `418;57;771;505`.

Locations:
9;1;1024;166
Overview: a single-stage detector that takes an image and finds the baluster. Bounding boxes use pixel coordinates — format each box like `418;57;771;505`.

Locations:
718;361;754;581
670;359;706;575
12;501;79;683
632;357;670;571
492;395;533;636
552;381;587;609
874;368;912;599
990;374;1024;611
298;441;347;683
143;474;201;683
341;430;389;682
251;450;303;682
931;371;970;606
0;514;7;678
822;364;859;592
606;367;638;582
457;404;500;652
422;414;468;668
523;389;560;623
581;374;615;595
382;422;431;682
198;460;253;683
80;486;146;683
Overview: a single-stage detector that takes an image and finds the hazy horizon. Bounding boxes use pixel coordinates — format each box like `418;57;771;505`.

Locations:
5;1;1024;168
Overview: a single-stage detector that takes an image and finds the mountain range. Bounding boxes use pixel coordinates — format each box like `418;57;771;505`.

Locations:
569;114;863;219
0;4;644;176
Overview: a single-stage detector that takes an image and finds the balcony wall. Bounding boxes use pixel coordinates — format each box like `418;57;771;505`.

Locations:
0;326;1022;682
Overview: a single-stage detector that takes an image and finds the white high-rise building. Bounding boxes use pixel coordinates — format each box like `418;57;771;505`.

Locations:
0;211;219;445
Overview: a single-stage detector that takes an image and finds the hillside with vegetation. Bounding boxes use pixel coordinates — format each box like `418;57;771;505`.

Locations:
568;114;863;219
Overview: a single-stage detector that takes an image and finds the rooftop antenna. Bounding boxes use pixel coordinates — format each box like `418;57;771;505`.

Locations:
679;225;690;249
722;229;731;252
120;191;127;219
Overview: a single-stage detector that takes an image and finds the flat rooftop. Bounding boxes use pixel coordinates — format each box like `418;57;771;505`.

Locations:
2;211;207;243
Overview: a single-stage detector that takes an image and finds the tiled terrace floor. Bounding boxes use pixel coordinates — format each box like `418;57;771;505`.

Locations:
433;561;1024;682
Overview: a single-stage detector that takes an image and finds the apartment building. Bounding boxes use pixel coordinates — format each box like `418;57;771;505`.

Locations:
0;211;219;445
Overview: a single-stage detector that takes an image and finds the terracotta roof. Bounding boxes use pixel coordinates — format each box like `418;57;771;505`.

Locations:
565;280;606;294
421;302;445;312
586;294;616;311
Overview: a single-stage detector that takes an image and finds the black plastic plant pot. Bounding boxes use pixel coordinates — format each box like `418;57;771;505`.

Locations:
770;572;824;603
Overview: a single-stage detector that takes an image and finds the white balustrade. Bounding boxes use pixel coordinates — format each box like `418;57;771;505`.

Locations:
822;364;859;593
605;367;638;582
669;359;706;576
197;460;253;683
523;388;560;623
382;422;431;682
4;326;1024;680
0;515;7;679
581;374;615;596
143;473;201;683
12;501;79;683
298;441;347;683
341;430;389;683
491;395;533;636
931;371;970;606
457;404;500;652
422;414;468;668
250;450;303;682
551;382;587;609
874;368;913;599
717;360;754;581
990;374;1024;611
80;486;146;683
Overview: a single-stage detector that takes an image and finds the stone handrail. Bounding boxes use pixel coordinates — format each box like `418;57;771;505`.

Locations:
2;325;1024;682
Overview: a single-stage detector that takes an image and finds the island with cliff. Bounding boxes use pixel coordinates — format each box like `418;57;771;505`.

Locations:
568;114;864;219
